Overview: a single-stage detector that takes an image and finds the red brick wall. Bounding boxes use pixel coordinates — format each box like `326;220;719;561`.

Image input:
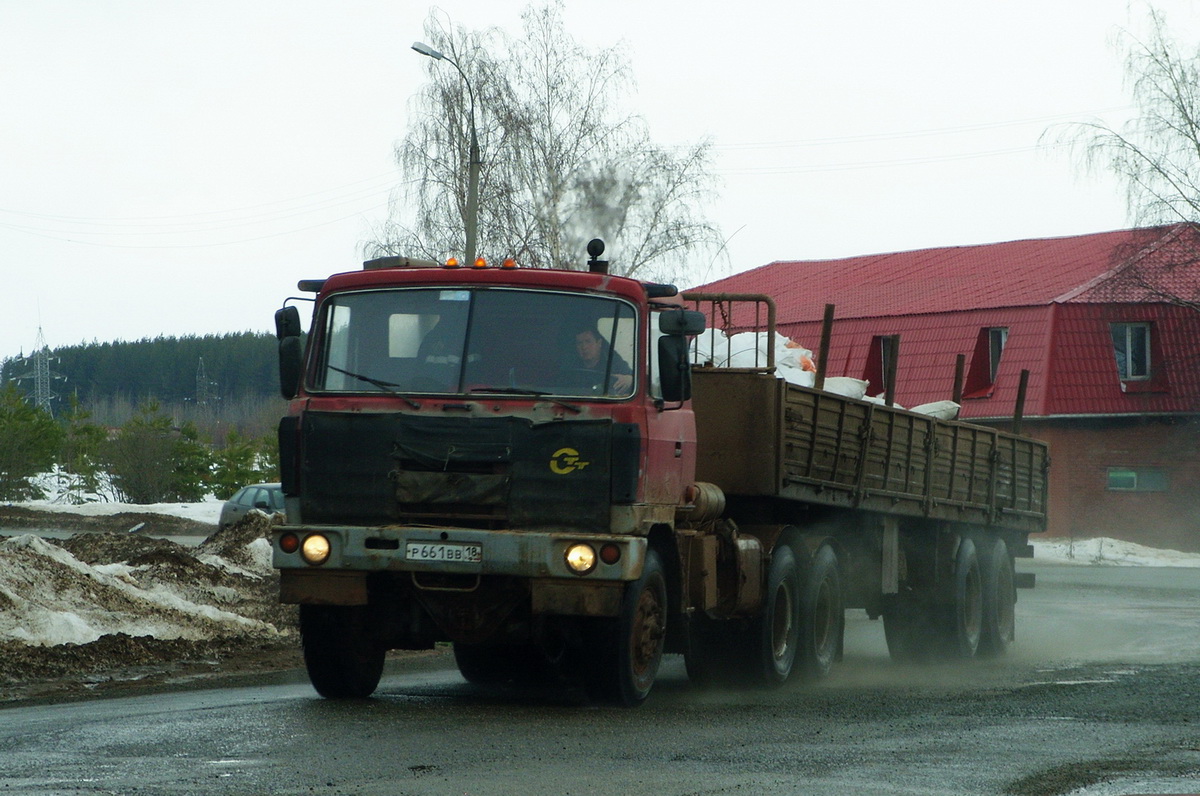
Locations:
1020;418;1200;552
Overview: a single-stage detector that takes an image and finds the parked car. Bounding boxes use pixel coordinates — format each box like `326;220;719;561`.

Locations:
219;483;284;529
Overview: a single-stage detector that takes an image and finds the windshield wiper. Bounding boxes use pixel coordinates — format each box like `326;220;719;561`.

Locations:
468;386;581;413
327;365;420;409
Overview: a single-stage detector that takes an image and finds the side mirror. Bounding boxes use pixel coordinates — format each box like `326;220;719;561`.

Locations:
275;306;304;399
659;309;706;337
279;337;303;399
275;305;302;339
658;335;692;403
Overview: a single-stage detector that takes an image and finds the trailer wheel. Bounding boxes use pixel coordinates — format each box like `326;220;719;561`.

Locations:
977;536;1016;657
941;536;983;659
797;544;843;680
586;549;667;705
883;593;931;663
300;604;386;699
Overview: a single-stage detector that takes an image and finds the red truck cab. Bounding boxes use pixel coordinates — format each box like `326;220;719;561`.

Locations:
272;258;705;704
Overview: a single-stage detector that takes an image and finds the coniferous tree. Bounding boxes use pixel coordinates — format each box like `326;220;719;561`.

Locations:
57;396;111;503
0;383;64;499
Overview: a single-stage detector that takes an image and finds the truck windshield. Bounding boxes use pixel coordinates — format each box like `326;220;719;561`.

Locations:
310;288;638;399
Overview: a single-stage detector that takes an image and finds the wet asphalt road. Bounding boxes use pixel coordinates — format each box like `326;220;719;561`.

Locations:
1;561;1198;796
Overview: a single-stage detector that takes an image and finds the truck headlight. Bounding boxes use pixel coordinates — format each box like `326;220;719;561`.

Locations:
301;534;331;565
565;543;597;575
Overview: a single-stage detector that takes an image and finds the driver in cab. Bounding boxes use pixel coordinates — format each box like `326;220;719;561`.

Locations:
570;327;633;395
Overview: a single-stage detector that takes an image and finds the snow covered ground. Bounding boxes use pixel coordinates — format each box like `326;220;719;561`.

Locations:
0;502;287;651
1031;536;1200;567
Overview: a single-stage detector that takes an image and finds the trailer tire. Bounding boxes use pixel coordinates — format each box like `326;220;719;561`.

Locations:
300;604;386;699
941;536;983;659
977;536;1016;657
797;544;843;681
883;593;932;663
586;549;667;706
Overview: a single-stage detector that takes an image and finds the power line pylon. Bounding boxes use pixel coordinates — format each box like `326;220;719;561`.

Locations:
17;327;65;416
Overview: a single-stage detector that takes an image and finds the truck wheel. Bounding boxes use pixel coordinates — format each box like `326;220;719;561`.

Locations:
753;544;802;686
300;604;386;699
797;544;843;681
452;643;520;684
586;549;667;706
977;536;1015;657
941;536;983;659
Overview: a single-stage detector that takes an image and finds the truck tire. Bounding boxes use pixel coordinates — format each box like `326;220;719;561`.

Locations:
300;604;386;699
797;544;843;681
585;549;667;706
940;536;983;659
754;544;802;686
452;643;521;685
977;536;1016;657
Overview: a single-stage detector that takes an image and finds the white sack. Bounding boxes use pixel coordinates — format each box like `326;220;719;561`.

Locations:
910;400;961;419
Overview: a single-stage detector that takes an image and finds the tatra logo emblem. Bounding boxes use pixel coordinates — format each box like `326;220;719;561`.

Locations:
549;447;590;475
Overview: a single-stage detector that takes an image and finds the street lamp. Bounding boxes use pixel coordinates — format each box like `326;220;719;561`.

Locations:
412;41;481;266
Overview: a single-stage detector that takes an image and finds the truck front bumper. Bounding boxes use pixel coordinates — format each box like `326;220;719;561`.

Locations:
272;524;647;582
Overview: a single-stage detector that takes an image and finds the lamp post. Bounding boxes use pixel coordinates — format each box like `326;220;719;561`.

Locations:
412;41;481;265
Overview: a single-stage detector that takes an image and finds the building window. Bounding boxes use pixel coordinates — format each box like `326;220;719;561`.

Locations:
1111;323;1151;381
988;327;1008;381
862;334;899;397
962;326;1008;399
1106;467;1168;492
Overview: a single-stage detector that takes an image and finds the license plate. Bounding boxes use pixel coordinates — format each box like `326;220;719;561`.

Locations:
405;542;483;563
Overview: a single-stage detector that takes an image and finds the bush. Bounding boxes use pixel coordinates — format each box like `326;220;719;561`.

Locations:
103;402;212;503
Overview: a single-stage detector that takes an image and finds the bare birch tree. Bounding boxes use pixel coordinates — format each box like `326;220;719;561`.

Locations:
368;3;721;282
1054;8;1200;311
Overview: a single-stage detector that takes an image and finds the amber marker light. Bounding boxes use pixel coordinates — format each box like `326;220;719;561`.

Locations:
472;257;487;268
445;257;460;268
301;534;331;565
565;543;597;575
279;532;300;554
501;258;517;269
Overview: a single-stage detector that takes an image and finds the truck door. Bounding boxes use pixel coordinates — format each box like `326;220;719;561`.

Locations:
642;313;696;506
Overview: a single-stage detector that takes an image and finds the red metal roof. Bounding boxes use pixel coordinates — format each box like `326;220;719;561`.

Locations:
694;225;1200;419
695;225;1197;320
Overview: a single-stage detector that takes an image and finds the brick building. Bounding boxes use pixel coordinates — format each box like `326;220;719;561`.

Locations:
695;225;1200;551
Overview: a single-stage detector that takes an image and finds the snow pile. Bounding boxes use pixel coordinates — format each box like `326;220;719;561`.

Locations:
0;512;290;648
17;495;223;525
1032;536;1200;567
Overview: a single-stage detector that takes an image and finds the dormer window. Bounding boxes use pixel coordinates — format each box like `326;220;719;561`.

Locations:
962;327;1008;399
1110;323;1151;381
987;327;1008;381
862;334;899;397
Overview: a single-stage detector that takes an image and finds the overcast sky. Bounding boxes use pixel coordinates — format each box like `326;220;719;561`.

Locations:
4;0;1200;364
